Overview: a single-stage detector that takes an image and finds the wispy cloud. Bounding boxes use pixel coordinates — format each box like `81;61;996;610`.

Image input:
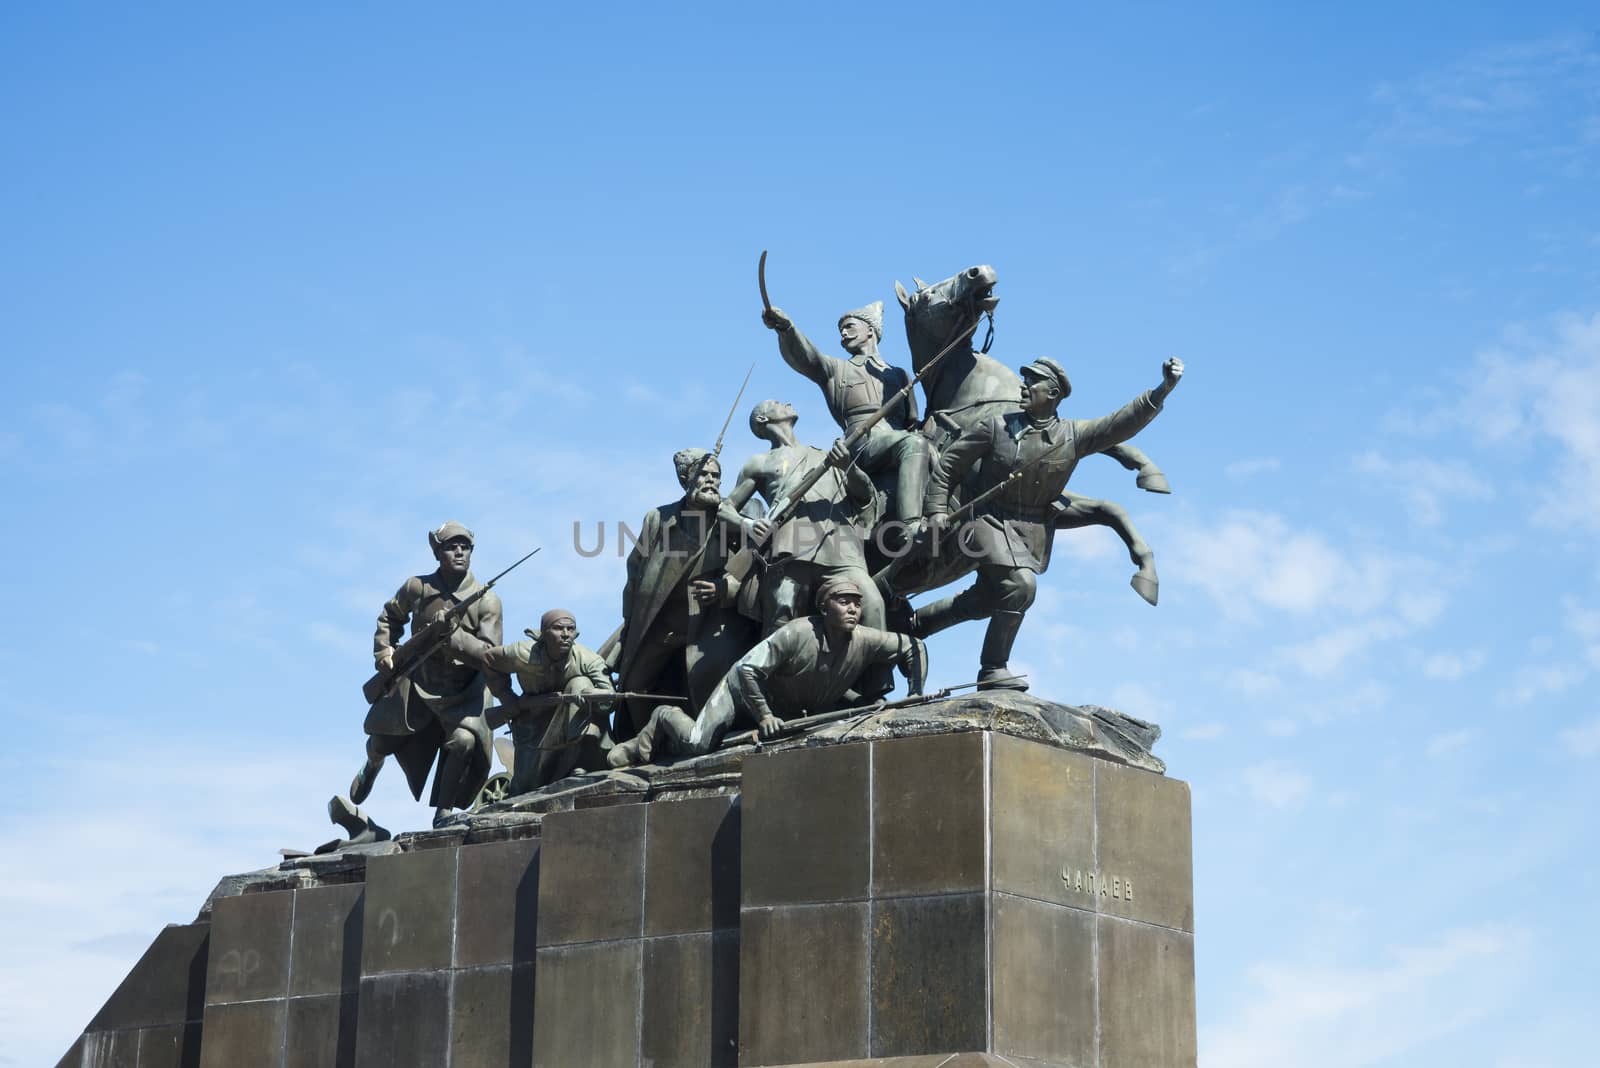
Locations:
1448;313;1600;531
1204;925;1533;1068
1364;34;1600;158
1352;450;1493;526
1503;662;1585;704
1420;649;1487;681
1426;728;1481;756
1225;457;1281;479
1169;511;1411;622
1168;510;1446;678
0;735;352;1065
1558;718;1600;757
1240;760;1312;809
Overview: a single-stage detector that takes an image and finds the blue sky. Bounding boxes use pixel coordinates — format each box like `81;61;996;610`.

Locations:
4;3;1599;1064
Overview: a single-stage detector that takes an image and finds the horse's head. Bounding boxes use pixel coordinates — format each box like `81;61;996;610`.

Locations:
895;264;999;366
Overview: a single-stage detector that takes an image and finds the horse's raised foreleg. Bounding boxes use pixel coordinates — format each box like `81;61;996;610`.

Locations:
1099;443;1171;494
1054;493;1160;605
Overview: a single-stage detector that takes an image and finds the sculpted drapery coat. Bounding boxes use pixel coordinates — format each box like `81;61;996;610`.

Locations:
365;569;501;808
612;500;752;731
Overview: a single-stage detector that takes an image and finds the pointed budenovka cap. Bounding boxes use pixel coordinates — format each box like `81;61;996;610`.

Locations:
1020;356;1072;399
428;520;475;550
838;300;884;340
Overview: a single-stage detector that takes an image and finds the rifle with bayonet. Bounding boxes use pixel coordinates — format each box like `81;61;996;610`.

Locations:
718;675;1027;749
485;690;685;732
361;546;541;705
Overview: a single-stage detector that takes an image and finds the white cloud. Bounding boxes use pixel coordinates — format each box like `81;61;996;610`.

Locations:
1558;718;1600;757
1225;457;1281;478
1566;598;1600;665
1168;511;1413;623
1504;662;1586;704
1107;682;1173;722
1421;649;1487;681
1181;722;1225;741
1426;728;1481;756
1050;524;1121;562
0;736;352;1066
1227;669;1281;696
1453;313;1600;530
1352;450;1493;526
1241;761;1312;808
1280;621;1404;677
1204;924;1533;1068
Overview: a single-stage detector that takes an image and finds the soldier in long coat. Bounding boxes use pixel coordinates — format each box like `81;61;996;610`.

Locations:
612;448;754;737
917;356;1183;689
350;521;502;828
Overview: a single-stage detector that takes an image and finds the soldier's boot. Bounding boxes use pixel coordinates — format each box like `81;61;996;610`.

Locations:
323;795;391;849
894;444;931;524
607;705;667;768
884;592;916;633
911;587;984;639
349;757;383;805
977;610;1030;691
610;705;701;767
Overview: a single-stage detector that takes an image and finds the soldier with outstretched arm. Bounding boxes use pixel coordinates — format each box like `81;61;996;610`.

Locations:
349;521;503;828
914;356;1184;689
607;576;926;767
761;300;934;525
480;608;614;795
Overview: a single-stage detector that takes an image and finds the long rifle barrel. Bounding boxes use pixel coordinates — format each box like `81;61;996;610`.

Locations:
717;676;1022;749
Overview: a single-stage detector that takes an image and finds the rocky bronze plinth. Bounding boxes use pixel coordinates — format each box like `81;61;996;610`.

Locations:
57;700;1193;1068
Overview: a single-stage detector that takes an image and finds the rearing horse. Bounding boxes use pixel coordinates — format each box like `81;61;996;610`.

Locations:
893;264;1164;604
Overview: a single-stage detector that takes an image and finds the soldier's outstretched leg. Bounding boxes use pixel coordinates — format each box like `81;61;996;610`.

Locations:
607;680;741;768
910;584;986;638
606;704;696;768
350;735;396;804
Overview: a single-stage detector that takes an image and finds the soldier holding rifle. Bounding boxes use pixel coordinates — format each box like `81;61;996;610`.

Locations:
348;522;514;829
607;576;925;767
480;608;615;794
720;399;885;636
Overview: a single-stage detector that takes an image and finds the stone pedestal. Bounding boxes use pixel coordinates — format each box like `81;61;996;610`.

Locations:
58;723;1194;1068
737;731;1195;1068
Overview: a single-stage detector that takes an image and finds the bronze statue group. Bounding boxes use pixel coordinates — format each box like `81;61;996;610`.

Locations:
338;263;1184;834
